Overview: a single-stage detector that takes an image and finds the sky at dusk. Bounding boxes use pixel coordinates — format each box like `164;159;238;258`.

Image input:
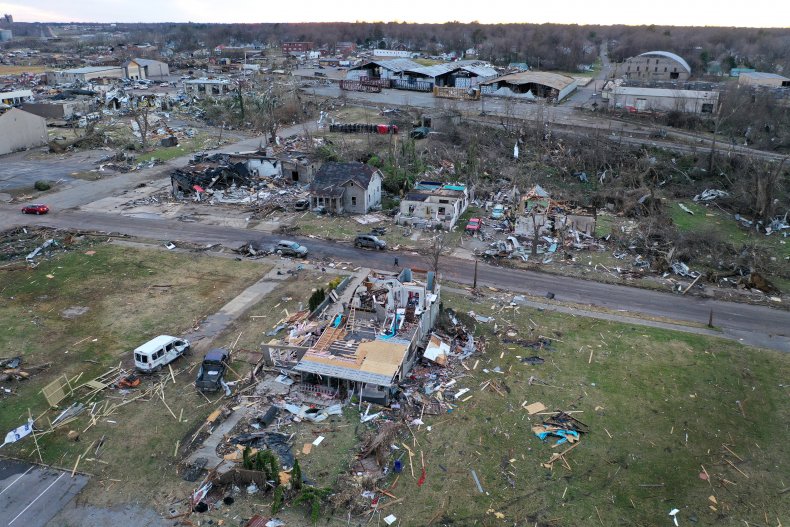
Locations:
2;0;788;27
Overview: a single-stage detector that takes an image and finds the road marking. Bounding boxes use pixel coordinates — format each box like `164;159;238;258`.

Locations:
8;472;64;525
0;466;34;496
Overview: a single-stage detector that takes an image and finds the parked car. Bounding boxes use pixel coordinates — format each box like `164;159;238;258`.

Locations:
133;335;190;372
276;240;308;257
354;234;387;250
293;198;310;211
465;218;482;233
21;204;49;215
195;348;229;392
491;204;505;220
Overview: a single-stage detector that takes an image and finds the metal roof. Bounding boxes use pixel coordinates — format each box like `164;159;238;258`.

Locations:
293;359;394;387
130;58;167;67
350;58;423;73
637;51;691;74
739;72;790;80
408;60;497;79
60;66;123;74
184;78;230;84
482;71;576;91
613;86;717;99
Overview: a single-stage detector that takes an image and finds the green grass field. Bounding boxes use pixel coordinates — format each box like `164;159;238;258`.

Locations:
310;290;789;526
0;242;269;505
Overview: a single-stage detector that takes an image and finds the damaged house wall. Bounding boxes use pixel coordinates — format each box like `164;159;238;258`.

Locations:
398;182;470;230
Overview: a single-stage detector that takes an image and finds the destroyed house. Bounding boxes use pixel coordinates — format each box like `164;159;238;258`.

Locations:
170;152;268;196
398;181;470;229
515;185;596;237
277;150;320;185
293;269;441;405
309;162;382;214
225;151;281;178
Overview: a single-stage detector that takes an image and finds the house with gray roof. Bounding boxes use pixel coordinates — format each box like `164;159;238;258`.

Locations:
309;162;382;214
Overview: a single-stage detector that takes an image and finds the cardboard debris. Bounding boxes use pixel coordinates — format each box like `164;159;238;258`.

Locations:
524;402;546;415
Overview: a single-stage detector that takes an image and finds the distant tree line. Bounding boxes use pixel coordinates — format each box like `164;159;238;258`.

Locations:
6;21;790;75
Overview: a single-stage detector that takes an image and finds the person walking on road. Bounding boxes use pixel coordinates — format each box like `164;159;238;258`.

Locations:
394;256;399;267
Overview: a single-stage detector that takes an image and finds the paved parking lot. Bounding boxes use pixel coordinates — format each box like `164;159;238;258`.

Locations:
0;458;89;527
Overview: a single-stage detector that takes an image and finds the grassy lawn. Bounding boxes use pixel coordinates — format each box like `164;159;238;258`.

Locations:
291;213;418;249
0;243;269;505
353;291;790;526
0;65;49;74
136;132;217;163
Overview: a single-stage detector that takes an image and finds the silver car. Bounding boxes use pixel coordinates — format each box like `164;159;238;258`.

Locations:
276;240;308;257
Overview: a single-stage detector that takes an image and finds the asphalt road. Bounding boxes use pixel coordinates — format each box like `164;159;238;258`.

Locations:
7;208;789;352
0;458;89;527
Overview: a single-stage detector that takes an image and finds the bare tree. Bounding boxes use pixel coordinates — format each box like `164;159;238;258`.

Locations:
426;233;449;274
131;105;152;150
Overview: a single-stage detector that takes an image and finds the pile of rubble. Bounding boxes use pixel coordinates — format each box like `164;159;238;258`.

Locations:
170;151;308;214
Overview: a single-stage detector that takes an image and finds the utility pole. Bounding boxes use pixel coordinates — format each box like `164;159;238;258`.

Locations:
473;258;478;289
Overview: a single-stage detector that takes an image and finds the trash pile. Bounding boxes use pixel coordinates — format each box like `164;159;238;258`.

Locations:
0;357;51;396
0;227;75;267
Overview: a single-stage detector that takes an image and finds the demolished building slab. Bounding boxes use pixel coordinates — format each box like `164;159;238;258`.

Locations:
292;268;441;405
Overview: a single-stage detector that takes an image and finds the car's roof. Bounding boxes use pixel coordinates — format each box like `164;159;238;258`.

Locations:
205;348;228;361
134;335;180;353
26;204;47;207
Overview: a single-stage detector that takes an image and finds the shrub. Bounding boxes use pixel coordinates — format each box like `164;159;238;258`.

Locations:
34;180;51;191
308;288;326;312
271;486;284;514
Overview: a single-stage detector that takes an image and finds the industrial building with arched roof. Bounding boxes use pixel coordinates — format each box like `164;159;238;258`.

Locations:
622;51;691;81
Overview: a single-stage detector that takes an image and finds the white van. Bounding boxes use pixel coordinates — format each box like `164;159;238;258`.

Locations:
133;335;190;372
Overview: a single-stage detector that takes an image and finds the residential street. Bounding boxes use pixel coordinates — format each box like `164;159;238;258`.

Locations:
4;206;788;352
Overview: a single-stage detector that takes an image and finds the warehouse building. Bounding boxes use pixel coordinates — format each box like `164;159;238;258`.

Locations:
602;82;719;114
622;51;691;81
480;71;578;102
738;72;790;88
46;66;126;85
0;108;48;156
